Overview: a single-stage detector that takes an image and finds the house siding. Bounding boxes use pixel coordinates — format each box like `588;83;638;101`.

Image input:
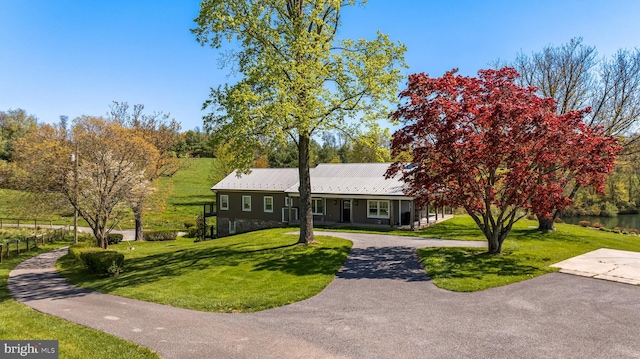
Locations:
216;191;290;236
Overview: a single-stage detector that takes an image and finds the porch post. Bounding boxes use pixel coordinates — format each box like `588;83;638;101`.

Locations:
350;199;354;225
390;200;394;228
322;198;326;223
410;201;415;230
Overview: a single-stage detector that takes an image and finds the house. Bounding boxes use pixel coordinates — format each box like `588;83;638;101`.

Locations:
211;162;447;237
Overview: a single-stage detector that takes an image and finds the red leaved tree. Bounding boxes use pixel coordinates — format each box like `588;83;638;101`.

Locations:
387;67;621;254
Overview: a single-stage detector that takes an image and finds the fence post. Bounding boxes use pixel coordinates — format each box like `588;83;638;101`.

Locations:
16;240;20;255
0;244;3;262
50;220;53;229
34;220;37;229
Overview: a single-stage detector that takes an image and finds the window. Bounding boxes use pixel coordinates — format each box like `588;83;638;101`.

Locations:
219;195;229;210
285;197;290;207
367;200;390;219
264;196;274;213
311;198;324;215
229;220;236;234
242;195;251;211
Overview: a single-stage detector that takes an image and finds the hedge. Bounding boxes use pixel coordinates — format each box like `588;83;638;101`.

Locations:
143;230;178;241
79;250;125;277
107;233;124;245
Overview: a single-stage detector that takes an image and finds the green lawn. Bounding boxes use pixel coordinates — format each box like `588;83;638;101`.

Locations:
58;228;351;312
0;158;217;230
140;157;217;229
417;215;640;291
0;232;159;359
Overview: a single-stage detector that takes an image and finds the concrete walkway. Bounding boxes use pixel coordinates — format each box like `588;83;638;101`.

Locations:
552;248;640;285
8;232;640;358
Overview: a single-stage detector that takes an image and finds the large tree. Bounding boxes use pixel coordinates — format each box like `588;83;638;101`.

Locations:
0;108;37;161
14;117;158;249
512;38;640;228
109;101;182;241
192;0;406;244
387;68;621;254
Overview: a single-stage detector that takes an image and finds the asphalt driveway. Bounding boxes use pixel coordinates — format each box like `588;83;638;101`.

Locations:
8;232;640;358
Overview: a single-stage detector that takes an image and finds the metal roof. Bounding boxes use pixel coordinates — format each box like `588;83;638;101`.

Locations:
211;168;299;191
211;163;407;197
285;163;405;196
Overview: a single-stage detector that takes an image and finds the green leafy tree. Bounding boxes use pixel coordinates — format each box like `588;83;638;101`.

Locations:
0;108;37;161
346;123;391;163
193;0;406;243
110;101;183;241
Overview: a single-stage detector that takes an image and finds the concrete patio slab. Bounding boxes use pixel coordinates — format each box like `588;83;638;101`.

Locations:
552;248;640;285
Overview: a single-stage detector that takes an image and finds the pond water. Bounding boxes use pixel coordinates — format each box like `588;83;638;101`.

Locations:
562;214;640;230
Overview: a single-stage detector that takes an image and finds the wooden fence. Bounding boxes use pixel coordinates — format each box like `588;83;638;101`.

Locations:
0;227;69;263
0;218;56;229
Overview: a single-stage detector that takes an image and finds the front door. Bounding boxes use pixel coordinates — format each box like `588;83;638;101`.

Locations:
342;200;351;222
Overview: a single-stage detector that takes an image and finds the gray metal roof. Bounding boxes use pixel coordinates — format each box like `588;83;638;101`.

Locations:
211;168;299;191
212;163;408;197
285;163;405;196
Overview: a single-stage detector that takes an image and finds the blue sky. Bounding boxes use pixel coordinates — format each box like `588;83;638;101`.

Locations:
2;0;640;131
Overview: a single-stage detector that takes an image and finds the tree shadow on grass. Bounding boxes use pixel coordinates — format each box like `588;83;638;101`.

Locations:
419;247;542;281
59;241;351;292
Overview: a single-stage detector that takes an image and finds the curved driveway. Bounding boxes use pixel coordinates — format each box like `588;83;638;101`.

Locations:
8;232;640;358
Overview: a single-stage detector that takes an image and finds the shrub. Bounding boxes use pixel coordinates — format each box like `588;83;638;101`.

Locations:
553;217;563;223
592;222;603;229
617;201;638;215
143;230;178;241
614;226;622;232
579;220;590;227
107;233;123;245
600;202;618;217
80;250;124;277
68;246;101;262
628;228;639;235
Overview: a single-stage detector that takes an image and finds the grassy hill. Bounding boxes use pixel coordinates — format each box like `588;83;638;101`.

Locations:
0;158;217;230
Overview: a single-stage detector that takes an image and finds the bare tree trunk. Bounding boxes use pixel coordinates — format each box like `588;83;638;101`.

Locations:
133;205;144;241
537;215;556;231
298;133;315;244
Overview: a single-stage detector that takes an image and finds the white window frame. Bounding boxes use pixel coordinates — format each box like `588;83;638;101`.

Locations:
242;195;252;212
285;197;290;207
311;198;324;215
229;220;236;234
264;196;274;213
367;200;390;219
219;194;229;210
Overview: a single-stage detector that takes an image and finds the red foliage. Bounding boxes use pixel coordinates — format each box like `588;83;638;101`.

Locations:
387;67;621;251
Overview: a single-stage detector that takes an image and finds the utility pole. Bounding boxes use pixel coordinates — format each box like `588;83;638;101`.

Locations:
73;141;78;244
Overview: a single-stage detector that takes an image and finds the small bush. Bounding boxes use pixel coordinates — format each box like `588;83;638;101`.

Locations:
628;228;639;235
600;202;618;217
69;247;101;262
614;226;622;232
553;217;563;223
143;230;178;241
107;233;123;245
592;222;603;229
187;227;199;238
579;220;590;227
80;250;124;277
